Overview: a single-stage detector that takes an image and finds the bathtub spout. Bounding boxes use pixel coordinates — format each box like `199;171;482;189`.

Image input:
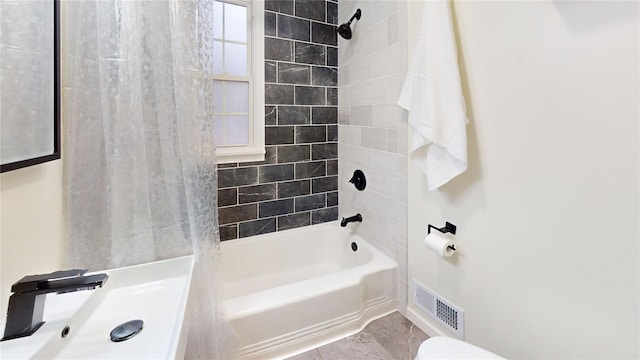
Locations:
341;214;362;227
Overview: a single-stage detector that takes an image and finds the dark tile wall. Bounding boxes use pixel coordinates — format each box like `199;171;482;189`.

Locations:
217;0;339;241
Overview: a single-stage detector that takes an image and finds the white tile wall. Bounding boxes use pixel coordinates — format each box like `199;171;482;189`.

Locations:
338;0;409;313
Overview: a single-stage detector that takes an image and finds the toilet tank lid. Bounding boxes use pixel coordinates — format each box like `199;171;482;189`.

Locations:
416;337;505;359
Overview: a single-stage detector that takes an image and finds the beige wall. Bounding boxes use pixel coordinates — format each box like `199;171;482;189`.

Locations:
407;1;639;358
0;161;64;321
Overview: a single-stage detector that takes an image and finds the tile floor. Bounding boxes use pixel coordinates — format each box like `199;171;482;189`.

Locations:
286;312;429;360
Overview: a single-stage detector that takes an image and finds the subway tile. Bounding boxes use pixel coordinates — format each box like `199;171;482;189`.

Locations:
218;167;258;188
265;37;294;61
327;87;338;106
265;83;295;104
239;218;276;238
327;46;338;66
259;163;295;183
265;106;277;126
278;106;310;125
266;126;295;145
265;0;294;15
327;191;338;206
327;125;338;141
218;204;257;225
219;225;238;241
326;159;338;175
295;42;326;65
312;107;337;124
278;144;311;163
312;176;338;193
218;188;237;207
296;125;327;143
311;22;337;46
311;206;338;224
278;63;310;85
295;193;326;212
312;67;338;86
387;129;398;153
351;105;373;126
278;179;311;197
265;61;277;83
295;86;325;105
260;198;295;217
295;0;325;22
327;2;338;25
265;146;278;164
362;127;388;151
265;11;277;36
311;143;337;160
296;161;326;179
277;15;310;42
278;212;311;231
387;12;399;45
238;183;277;203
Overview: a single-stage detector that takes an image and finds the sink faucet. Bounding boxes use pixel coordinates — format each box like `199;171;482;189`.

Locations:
1;269;108;341
341;213;362;227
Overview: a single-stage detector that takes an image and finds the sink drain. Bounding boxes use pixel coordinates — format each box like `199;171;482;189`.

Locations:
110;319;144;342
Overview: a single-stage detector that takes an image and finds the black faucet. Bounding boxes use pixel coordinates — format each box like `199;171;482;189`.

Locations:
2;269;108;341
341;213;362;227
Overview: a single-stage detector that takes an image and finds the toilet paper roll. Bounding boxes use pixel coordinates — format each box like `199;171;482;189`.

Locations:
425;231;457;258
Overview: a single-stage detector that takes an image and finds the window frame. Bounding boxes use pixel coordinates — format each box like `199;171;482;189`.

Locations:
213;0;265;164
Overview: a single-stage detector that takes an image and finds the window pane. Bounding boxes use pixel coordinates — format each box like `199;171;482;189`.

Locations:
213;41;223;74
213;116;225;145
224;43;247;76
225;116;249;145
225;82;249;113
213;81;224;113
224;3;247;43
213;1;223;39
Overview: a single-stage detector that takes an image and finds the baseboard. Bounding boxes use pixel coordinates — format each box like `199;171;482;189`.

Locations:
405;306;447;338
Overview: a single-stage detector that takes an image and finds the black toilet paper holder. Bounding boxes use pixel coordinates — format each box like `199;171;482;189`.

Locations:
427;222;457;235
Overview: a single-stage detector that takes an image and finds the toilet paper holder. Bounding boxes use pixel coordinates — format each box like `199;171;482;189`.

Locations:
427;222;457;235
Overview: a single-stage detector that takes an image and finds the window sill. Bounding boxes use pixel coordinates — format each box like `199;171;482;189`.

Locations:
216;146;265;164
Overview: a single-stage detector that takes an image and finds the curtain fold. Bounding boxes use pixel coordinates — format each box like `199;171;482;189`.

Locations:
63;1;225;358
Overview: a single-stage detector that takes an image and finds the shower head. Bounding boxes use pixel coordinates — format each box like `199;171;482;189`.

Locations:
337;8;361;40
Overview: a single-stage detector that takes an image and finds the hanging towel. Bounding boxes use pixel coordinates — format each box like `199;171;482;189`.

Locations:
398;0;468;191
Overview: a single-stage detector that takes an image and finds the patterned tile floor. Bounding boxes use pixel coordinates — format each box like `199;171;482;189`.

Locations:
286;312;429;360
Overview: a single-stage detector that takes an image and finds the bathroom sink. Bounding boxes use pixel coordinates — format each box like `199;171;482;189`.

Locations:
0;255;194;359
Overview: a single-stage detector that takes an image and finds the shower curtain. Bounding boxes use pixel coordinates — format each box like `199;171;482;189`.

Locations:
63;1;224;358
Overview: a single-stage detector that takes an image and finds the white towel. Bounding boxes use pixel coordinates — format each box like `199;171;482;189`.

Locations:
398;0;468;191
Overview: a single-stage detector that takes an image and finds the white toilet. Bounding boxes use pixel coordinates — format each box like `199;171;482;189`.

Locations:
415;336;505;359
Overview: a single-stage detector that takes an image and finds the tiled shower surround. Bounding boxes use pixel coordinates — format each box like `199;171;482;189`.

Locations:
217;0;339;241
337;0;410;311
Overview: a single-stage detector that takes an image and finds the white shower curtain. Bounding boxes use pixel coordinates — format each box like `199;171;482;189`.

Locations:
63;1;225;358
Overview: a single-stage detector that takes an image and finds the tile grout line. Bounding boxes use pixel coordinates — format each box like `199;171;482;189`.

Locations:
408;323;417;360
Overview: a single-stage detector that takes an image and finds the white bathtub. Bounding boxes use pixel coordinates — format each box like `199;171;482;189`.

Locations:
221;220;398;359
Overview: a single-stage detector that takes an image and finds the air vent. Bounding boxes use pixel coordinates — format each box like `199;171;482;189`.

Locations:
414;280;464;339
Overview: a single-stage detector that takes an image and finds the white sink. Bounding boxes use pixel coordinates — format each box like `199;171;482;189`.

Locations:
0;255;194;359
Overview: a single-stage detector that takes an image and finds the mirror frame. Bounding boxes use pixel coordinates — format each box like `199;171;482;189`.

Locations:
0;0;61;173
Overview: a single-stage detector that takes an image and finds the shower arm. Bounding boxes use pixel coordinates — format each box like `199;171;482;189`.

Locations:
346;9;362;25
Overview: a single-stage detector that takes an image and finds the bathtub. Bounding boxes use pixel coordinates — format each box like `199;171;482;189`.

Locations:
221;220;398;359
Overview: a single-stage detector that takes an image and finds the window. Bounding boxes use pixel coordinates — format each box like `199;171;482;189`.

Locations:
213;0;264;163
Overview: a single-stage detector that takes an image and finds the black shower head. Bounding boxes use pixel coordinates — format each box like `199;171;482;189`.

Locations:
337;8;361;40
